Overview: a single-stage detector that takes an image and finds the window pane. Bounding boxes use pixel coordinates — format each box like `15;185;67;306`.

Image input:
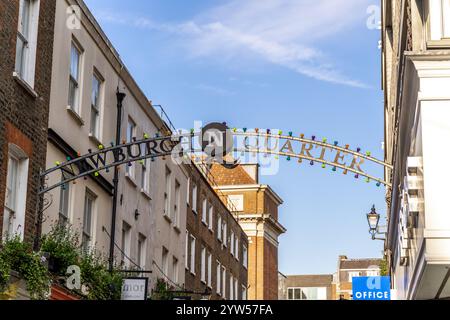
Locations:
15;35;27;77
5;156;19;211
70;45;80;79
294;288;301;300
288;288;293;300
19;0;31;36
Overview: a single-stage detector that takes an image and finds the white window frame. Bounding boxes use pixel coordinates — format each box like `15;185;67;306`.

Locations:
164;166;172;219
90;71;103;139
14;0;40;88
58;175;71;225
229;275;234;300
222;222;227;248
230;231;235;256
243;245;248;269
208;205;213;232
217;216;222;242
190;235;196;275
221;266;226;298
202;198;207;225
68;39;83;114
140;152;150;195
126;117;137;179
185;231;189;270
192;183;198;213
121;221;131;267
216;261;221;295
201;246;206;283
207;252;212;288
137;233;146;269
162;246;169;276
2;145;29;241
82;189;96;253
235;235;239;261
242;285;247;300
173;180;180;227
172;256;179;284
427;0;450;45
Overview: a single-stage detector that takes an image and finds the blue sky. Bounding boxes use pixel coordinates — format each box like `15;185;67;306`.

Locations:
85;0;385;275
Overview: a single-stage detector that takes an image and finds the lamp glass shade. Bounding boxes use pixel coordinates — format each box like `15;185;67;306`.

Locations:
367;213;380;231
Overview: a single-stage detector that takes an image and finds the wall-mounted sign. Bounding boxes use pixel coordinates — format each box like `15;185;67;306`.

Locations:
352;276;391;300
121;277;148;301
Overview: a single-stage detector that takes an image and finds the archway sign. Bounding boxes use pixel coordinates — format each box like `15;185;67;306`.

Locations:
39;122;392;196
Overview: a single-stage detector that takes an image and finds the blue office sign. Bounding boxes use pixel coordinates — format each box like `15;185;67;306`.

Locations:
352;276;391;300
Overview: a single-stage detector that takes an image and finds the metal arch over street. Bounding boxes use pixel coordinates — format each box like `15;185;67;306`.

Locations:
232;131;392;188
39;124;393;197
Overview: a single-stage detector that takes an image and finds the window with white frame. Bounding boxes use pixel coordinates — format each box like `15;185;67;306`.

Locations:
172;257;179;284
90;72;102;138
164;166;171;218
208;205;213;231
229;275;234;300
222;222;227;247
185;231;189;270
2;145;28;241
201;246;206;283
186;178;190;205
366;269;379;277
221;266;226;298
217;216;222;242
82;190;96;253
190;235;196;274
58;175;70;226
192;183;197;213
162;246;169;276
348;271;361;282
137;233;146;269
235;235;239;261
234;278;238;300
121;222;131;267
243;245;248;269
216;261;221;295
202;198;207;225
428;0;450;41
207;252;212;288
126;118;136;179
15;0;40;87
230;231;235;256
68;40;82;113
174;180;180;227
242;285;247;300
140;152;150;194
287;287;327;300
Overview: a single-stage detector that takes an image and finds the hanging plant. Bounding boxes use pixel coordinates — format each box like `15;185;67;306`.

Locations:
0;237;50;299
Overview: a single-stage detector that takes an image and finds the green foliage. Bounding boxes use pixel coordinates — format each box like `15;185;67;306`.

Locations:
151;278;175;300
0;237;50;299
79;251;123;300
40;224;80;275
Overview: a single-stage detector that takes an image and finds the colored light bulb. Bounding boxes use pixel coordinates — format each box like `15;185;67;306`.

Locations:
357;147;361;152
278;130;283;135
376;182;381;187
312;136;316;141
322;138;327;143
322;164;326;169
332;167;337;172
288;132;293;137
243;128;247;133
310;160;314;166
334;141;338;146
267;129;271;134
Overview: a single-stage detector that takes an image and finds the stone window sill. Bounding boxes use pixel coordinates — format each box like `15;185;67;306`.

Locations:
125;173;137;188
13;72;38;99
88;134;103;147
140;189;152;200
66;106;84;126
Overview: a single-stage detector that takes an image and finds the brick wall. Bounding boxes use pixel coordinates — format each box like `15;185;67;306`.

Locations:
185;164;248;300
0;0;56;242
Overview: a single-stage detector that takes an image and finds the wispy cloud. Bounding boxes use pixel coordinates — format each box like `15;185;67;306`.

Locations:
95;0;372;88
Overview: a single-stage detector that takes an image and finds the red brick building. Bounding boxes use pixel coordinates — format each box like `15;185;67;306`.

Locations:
185;163;248;300
0;0;56;242
210;163;286;300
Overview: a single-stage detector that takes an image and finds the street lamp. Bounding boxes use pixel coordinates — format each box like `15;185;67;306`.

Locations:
366;205;385;241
